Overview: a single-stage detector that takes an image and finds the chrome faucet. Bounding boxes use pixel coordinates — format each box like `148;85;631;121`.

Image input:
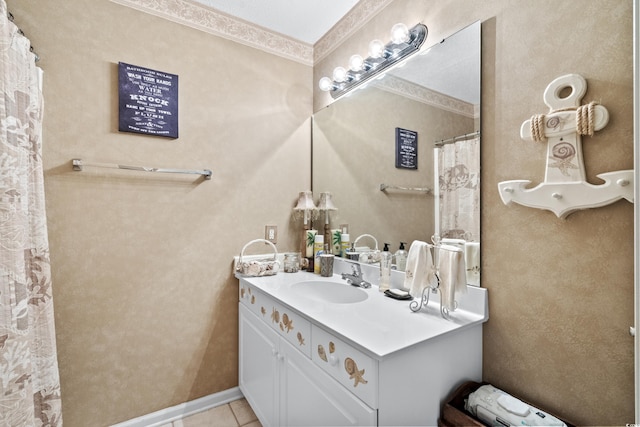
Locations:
341;261;371;288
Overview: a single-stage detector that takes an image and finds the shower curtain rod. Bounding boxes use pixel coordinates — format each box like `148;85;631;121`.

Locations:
434;130;480;147
7;12;39;62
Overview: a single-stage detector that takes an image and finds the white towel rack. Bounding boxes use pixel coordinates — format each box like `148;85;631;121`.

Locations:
72;159;212;180
409;236;462;319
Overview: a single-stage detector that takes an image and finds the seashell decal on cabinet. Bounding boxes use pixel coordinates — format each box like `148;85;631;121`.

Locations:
281;313;294;333
316;338;368;388
271;306;305;347
345;357;368;387
318;344;328;362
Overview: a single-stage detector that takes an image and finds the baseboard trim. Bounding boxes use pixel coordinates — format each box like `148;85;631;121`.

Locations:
111;387;244;427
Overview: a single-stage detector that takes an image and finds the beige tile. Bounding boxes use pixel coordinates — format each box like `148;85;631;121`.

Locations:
229;399;258;426
173;420;184;427
241;421;262;427
181;404;239;427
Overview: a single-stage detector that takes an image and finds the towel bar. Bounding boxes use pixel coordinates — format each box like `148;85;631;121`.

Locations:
379;183;432;195
72;159;212;180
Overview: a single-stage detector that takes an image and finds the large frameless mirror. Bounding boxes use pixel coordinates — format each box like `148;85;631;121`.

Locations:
312;20;480;282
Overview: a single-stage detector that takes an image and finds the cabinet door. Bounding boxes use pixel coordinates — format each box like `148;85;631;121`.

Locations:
239;304;279;427
279;338;377;427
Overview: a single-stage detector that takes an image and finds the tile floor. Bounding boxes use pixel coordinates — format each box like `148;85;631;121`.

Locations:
159;398;262;427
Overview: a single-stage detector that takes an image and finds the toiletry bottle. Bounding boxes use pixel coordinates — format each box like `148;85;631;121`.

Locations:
379;243;392;292
313;235;324;274
346;242;358;260
340;233;350;258
394;242;407;272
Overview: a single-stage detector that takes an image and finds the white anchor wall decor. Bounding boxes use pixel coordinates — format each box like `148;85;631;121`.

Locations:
498;74;634;219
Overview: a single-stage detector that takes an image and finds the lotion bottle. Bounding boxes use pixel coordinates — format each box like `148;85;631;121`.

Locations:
313;235;324;274
394;242;408;272
379;243;392;292
340;233;350;257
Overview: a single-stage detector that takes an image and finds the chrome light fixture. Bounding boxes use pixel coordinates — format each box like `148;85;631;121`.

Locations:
319;23;428;99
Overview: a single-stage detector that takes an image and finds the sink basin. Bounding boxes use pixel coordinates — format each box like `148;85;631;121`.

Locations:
291;281;369;304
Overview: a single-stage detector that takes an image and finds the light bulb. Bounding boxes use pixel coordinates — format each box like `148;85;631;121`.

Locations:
390;23;410;44
368;39;385;58
332;66;347;83
318;77;333;92
348;54;364;72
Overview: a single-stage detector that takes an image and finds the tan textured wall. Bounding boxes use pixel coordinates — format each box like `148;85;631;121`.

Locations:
316;0;634;424
8;0;311;425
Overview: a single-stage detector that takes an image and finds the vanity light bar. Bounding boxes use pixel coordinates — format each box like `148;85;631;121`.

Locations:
319;23;428;99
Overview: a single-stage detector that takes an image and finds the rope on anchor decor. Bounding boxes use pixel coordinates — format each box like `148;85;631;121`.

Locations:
530;101;598;142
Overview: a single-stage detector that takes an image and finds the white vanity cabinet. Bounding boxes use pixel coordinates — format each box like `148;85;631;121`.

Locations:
239;283;377;427
238;273;487;427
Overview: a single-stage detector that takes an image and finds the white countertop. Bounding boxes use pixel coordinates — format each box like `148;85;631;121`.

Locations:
236;259;488;359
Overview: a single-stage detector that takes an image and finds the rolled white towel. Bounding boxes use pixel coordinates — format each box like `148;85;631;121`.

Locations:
464;242;480;287
404;241;437;298
438;245;467;311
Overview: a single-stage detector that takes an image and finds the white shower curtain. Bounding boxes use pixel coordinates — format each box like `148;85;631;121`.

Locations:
437;135;480;241
0;2;63;425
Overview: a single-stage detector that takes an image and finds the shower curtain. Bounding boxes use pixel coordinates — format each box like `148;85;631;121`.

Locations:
437;135;480;241
0;2;63;426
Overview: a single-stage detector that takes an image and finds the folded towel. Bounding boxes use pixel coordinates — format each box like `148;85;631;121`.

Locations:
438;244;467;311
404;240;437;298
464;242;480;287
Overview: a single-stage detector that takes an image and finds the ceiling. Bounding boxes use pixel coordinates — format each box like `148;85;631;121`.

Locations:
190;0;362;44
183;0;479;106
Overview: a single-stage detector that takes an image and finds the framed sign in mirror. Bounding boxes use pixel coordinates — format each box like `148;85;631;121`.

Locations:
395;127;418;170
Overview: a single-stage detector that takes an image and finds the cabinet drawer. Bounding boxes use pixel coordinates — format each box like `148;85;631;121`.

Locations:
239;281;267;319
239;281;311;358
311;325;378;409
268;300;311;358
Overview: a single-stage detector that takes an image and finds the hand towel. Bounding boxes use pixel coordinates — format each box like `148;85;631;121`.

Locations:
404;240;437;298
438;244;467;311
464;242;480;287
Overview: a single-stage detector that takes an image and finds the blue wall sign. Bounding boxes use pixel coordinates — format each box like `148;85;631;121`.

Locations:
395;127;418;169
118;62;178;138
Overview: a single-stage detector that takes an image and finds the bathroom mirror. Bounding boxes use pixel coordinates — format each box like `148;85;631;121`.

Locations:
312;21;480;266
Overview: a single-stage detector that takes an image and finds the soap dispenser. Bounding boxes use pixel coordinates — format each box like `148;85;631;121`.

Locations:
379;243;392;292
394;242;407;272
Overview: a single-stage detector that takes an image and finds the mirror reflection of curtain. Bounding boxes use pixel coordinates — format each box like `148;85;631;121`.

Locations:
0;1;63;425
437;135;480;241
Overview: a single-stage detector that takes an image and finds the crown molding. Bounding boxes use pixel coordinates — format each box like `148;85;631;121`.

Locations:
373;75;477;118
110;0;314;65
111;0;391;67
313;0;395;63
